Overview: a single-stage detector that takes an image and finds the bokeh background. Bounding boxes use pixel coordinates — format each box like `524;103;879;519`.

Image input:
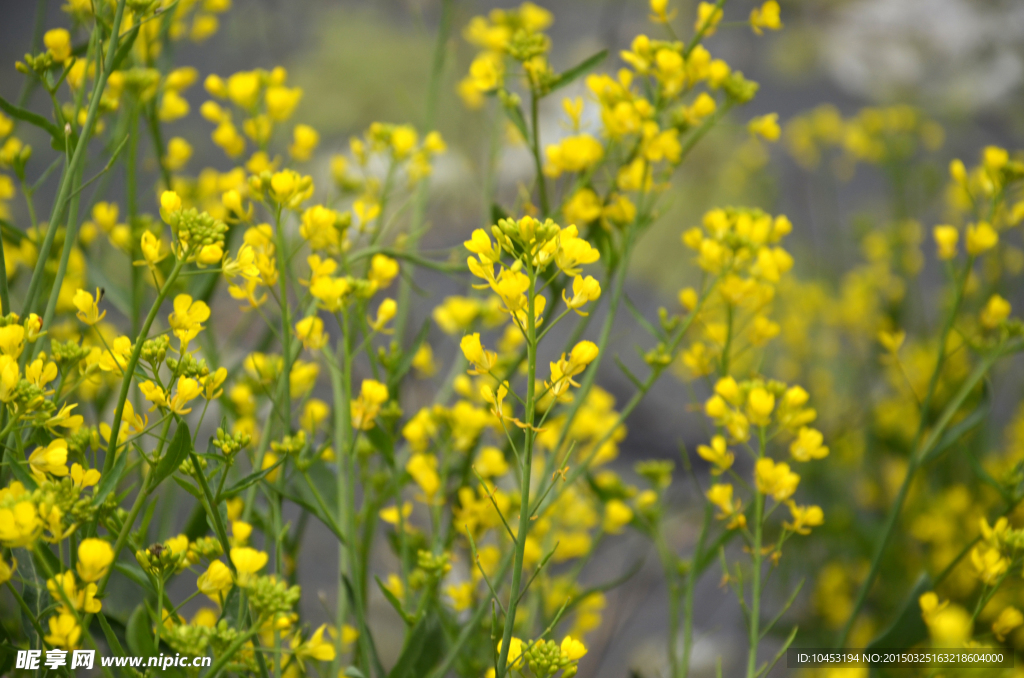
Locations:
3;0;1024;675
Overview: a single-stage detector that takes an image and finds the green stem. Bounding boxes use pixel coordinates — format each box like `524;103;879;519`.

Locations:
496;268;538;678
102;256;184;474
21;0;130;320
529;92;549;216
836;258;974;647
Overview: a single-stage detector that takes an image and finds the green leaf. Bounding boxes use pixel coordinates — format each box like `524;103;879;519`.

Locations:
0;94;62;141
172;475;204;501
921;394;989;464
97;612;128;658
867;572;932;655
110;23;141;72
344;668;367;678
386;612;445;678
0;219;24;243
182;502;210;541
376;575;415;625
149;422;192;490
93;446;127;506
218;457;285;499
279;485;346;543
126;604;156;657
491;203;509;225
365;425;395;467
546;49;608;94
503;101;530;145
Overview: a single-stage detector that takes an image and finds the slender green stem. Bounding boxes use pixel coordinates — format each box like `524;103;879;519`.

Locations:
529;92;549;216
836;258;974;647
102;256;184;474
21;0;130;320
747;469;764;677
496;267;538;678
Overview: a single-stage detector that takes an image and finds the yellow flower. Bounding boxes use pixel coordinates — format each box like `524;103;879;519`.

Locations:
461;333;498;376
562;275;601;315
877;329;906;353
368;254;399;289
412;343;439;377
545;134;604;177
560;636;587;661
293;624;336;663
971;544;1009;585
789;427;828;462
169;376;203;415
783;502;824;535
475;446;509;478
230;547;268;585
44;28;72;62
77;538;114;582
295;315;328;350
73;288;106;325
706;483;745;529
498;637;527;668
695;2;723;35
980;294;1011;329
369;298;397;333
28;438;69;480
351;379;389;430
749;0;782;34
0;324;24;358
379;502;413;525
754;458;800;501
197;560;234;601
47;571;102;614
696;435;734;475
445;582;474;612
44;613;81;649
746;387;775;425
168;294;211;346
602;500;634;534
965;222;998;256
0;500;38;546
748;113;780;141
289;124;320;162
164;137;192;171
406;453;440;501
992;606;1023;642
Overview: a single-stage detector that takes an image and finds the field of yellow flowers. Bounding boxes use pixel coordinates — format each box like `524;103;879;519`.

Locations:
1;0;1023;676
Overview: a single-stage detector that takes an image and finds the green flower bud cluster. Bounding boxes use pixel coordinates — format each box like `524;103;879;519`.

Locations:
246;575;301;619
142;335;170;367
525;639;573;677
213;428;251;456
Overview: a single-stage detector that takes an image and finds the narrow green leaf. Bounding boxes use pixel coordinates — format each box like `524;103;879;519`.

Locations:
546;49;608;94
867;572;932;654
96;612;128;658
503;101;529;145
922;395;989;464
0;94;61;140
93;446;128;506
218;457;284;500
376;575;414;625
126;604;156;657
149;422;191;490
386;612;445;678
110;23;141;72
172;475;204;501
